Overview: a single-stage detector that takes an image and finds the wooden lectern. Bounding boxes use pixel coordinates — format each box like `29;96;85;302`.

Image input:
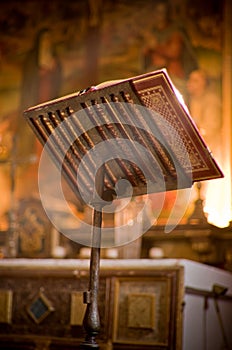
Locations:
24;69;223;348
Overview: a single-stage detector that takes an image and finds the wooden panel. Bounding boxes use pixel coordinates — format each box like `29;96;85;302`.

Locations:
0;260;184;349
112;273;181;349
0;289;12;324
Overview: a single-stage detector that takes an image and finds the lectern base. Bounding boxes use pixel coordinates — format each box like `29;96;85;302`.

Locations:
80;339;99;349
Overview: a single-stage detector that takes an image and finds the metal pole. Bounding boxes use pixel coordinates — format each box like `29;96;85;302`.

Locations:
80;165;105;349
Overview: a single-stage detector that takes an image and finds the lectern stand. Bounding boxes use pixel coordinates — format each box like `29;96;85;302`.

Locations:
80;165;106;349
81;222;101;349
23;69;223;349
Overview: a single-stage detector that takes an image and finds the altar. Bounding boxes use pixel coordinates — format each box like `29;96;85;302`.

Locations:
0;258;231;350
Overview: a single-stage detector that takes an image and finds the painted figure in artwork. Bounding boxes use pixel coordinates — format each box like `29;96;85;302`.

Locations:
19;27;62;159
142;0;198;97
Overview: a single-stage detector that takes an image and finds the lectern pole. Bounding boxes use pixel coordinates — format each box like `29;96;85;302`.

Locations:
80;166;105;349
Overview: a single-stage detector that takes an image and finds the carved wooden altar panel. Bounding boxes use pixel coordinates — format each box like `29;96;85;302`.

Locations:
0;260;184;350
112;275;180;349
